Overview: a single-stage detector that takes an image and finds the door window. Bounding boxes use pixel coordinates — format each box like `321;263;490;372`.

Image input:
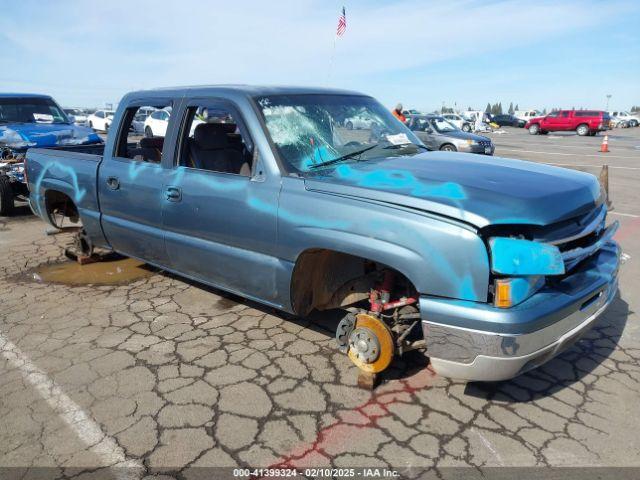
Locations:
114;103;171;162
177;103;254;176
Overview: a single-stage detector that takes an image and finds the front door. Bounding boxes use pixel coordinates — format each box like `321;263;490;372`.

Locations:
161;98;281;305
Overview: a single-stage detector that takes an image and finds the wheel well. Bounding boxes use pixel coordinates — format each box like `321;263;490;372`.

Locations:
439;143;456;150
289;249;416;317
44;190;79;227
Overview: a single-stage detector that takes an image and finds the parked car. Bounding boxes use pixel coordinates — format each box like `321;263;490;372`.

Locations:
0;93;102;215
26;85;620;382
610;116;630;128
490;114;526;127
609;111;639;127
526;110;611;136
343;114;375;130
407;114;494;154
143;108;171;137
63;108;89;126
514;109;542;123
442;113;472;132
87;110;116;132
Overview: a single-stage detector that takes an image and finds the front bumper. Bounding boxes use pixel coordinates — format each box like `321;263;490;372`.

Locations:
467;143;494;155
421;242;620;381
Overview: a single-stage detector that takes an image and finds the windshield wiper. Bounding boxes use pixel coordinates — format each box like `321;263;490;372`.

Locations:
308;144;378;169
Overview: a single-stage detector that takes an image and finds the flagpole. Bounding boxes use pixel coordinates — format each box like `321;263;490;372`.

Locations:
327;34;337;86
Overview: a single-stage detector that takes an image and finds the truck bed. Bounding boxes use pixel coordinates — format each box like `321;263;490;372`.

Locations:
26;143;104;234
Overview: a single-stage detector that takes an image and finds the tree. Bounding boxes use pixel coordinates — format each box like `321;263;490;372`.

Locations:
498;102;503;115
486;103;491;113
508;102;514;114
515;104;519;111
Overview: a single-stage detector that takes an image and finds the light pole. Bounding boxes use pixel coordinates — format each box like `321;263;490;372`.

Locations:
606;94;612;111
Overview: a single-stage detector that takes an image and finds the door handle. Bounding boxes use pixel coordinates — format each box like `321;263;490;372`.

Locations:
106;176;120;190
165;186;182;202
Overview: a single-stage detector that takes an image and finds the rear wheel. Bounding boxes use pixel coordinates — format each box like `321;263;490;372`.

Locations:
528;124;540;135
145;126;153;138
89;121;93;129
576;124;589;136
461;123;471;132
630;119;638;127
440;144;457;152
0;175;15;216
345;121;353;130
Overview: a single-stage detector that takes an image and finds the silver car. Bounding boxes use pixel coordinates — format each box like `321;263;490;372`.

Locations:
408;114;494;155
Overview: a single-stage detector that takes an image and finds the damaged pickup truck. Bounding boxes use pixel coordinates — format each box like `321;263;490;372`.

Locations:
0;93;102;215
26;86;621;381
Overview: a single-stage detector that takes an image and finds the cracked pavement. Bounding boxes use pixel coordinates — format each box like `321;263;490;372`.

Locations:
1;207;640;478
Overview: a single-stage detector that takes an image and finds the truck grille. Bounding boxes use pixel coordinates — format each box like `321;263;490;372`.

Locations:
545;204;614;272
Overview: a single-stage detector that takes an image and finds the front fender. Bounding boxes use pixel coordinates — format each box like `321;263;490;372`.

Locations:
279;179;491;303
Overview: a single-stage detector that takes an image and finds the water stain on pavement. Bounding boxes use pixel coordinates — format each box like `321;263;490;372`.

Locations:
33;258;155;285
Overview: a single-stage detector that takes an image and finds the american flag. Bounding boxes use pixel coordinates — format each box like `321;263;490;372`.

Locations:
336;7;346;36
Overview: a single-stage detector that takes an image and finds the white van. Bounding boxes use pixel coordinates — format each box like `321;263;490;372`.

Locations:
514;110;542;123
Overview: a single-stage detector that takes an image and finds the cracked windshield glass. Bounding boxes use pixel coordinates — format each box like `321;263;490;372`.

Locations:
256;94;424;173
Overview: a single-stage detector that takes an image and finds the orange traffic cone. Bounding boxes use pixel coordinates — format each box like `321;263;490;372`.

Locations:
600;135;609;153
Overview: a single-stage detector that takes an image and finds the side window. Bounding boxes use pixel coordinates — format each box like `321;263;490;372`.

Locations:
178;103;253;176
561;111;570;117
114;104;171;162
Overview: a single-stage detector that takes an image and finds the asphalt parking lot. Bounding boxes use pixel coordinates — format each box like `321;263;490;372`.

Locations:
1;127;640;478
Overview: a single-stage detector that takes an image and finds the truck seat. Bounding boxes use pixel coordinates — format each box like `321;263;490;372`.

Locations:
189;123;249;175
139;137;164;163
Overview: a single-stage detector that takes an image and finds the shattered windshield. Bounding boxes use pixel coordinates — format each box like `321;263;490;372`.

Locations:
0;97;69;124
255;94;424;173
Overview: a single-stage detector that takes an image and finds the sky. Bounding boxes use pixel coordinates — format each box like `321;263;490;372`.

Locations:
0;0;638;112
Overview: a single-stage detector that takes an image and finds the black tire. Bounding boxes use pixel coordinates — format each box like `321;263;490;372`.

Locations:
145;126;153;138
89;121;93;129
440;144;457;152
630;119;638;127
576;124;589;136
461;123;471;132
104;122;110;132
345;121;353;130
0;174;15;216
528;124;540;135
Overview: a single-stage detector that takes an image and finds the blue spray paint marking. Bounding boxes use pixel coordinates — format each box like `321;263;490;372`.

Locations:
490;237;565;275
332;164;466;200
33;161;87;217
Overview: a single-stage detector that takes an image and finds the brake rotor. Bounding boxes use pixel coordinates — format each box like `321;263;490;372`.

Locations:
347;313;394;373
335;312;356;353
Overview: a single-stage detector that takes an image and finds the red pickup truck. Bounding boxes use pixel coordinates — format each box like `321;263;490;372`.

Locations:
526;110;610;136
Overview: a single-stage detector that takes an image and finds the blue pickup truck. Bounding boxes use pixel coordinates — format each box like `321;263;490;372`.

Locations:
26;86;620;381
0;93;102;215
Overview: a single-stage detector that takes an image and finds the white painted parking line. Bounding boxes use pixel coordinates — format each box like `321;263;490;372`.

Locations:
538;162;640;170
610;211;640;218
0;334;142;473
498;148;640;160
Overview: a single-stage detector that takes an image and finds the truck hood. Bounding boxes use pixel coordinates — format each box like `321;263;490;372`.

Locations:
304;152;602;228
0;123;101;151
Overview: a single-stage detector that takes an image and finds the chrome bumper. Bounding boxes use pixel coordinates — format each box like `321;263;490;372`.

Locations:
421;242;620;381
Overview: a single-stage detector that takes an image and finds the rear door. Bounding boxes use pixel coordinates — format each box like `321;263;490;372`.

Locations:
160;97;282;304
98;97;176;266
